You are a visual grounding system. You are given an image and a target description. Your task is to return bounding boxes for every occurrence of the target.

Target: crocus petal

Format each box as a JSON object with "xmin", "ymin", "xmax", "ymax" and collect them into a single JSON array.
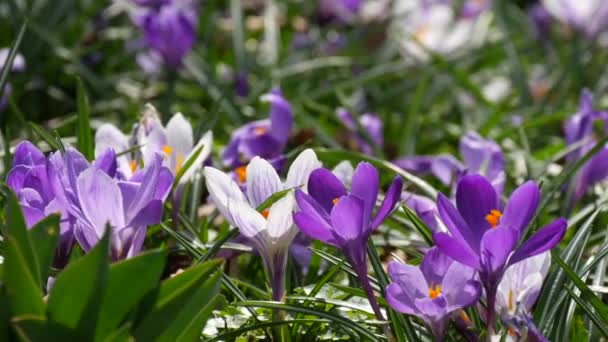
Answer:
[
  {"xmin": 370, "ymin": 176, "xmax": 402, "ymax": 230},
  {"xmin": 385, "ymin": 283, "xmax": 418, "ymax": 315},
  {"xmin": 179, "ymin": 130, "xmax": 212, "ymax": 184},
  {"xmin": 266, "ymin": 192, "xmax": 297, "ymax": 241},
  {"xmin": 441, "ymin": 262, "xmax": 481, "ymax": 311},
  {"xmin": 403, "ymin": 192, "xmax": 438, "ymax": 231},
  {"xmin": 350, "ymin": 162, "xmax": 379, "ymax": 226},
  {"xmin": 307, "ymin": 168, "xmax": 347, "ymax": 213},
  {"xmin": 293, "ymin": 190, "xmax": 337, "ymax": 245},
  {"xmin": 455, "ymin": 175, "xmax": 498, "ymax": 235},
  {"xmin": 166, "ymin": 112, "xmax": 194, "ymax": 171},
  {"xmin": 431, "ymin": 154, "xmax": 463, "ymax": 186},
  {"xmin": 509, "ymin": 218, "xmax": 567, "ymax": 266},
  {"xmin": 284, "ymin": 149, "xmax": 322, "ymax": 190},
  {"xmin": 76, "ymin": 167, "xmax": 125, "ymax": 234},
  {"xmin": 204, "ymin": 166, "xmax": 247, "ymax": 225},
  {"xmin": 436, "ymin": 193, "xmax": 478, "ymax": 251},
  {"xmin": 94, "ymin": 148, "xmax": 118, "ymax": 178},
  {"xmin": 332, "ymin": 160, "xmax": 354, "ymax": 184},
  {"xmin": 420, "ymin": 246, "xmax": 453, "ymax": 286},
  {"xmin": 12, "ymin": 141, "xmax": 45, "ymax": 167},
  {"xmin": 142, "ymin": 121, "xmax": 168, "ymax": 167},
  {"xmin": 388, "ymin": 261, "xmax": 428, "ymax": 298},
  {"xmin": 262, "ymin": 89, "xmax": 293, "ymax": 145},
  {"xmin": 414, "ymin": 296, "xmax": 448, "ymax": 322},
  {"xmin": 433, "ymin": 232, "xmax": 481, "ymax": 269},
  {"xmin": 329, "ymin": 195, "xmax": 365, "ymax": 242},
  {"xmin": 228, "ymin": 198, "xmax": 266, "ymax": 239},
  {"xmin": 246, "ymin": 156, "xmax": 282, "ymax": 208},
  {"xmin": 500, "ymin": 181, "xmax": 540, "ymax": 235},
  {"xmin": 479, "ymin": 226, "xmax": 518, "ymax": 275},
  {"xmin": 94, "ymin": 123, "xmax": 129, "ymax": 158},
  {"xmin": 125, "ymin": 154, "xmax": 161, "ymax": 223},
  {"xmin": 129, "ymin": 200, "xmax": 163, "ymax": 227}
]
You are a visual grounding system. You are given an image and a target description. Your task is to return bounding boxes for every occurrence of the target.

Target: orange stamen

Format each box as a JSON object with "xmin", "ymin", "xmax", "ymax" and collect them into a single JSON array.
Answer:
[
  {"xmin": 261, "ymin": 210, "xmax": 269, "ymax": 219},
  {"xmin": 253, "ymin": 126, "xmax": 267, "ymax": 135},
  {"xmin": 162, "ymin": 145, "xmax": 172, "ymax": 156},
  {"xmin": 485, "ymin": 209, "xmax": 502, "ymax": 228},
  {"xmin": 428, "ymin": 284, "xmax": 441, "ymax": 299},
  {"xmin": 235, "ymin": 166, "xmax": 247, "ymax": 184},
  {"xmin": 129, "ymin": 160, "xmax": 137, "ymax": 173},
  {"xmin": 332, "ymin": 197, "xmax": 339, "ymax": 205}
]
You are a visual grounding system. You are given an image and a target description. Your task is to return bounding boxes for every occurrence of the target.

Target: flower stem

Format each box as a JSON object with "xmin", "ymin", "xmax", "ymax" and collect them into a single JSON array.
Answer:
[
  {"xmin": 485, "ymin": 284, "xmax": 496, "ymax": 341},
  {"xmin": 356, "ymin": 265, "xmax": 393, "ymax": 339}
]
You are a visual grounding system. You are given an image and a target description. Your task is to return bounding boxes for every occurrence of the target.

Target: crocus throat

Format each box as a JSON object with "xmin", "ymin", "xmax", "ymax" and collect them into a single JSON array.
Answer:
[
  {"xmin": 428, "ymin": 284, "xmax": 441, "ymax": 299},
  {"xmin": 485, "ymin": 209, "xmax": 502, "ymax": 228},
  {"xmin": 332, "ymin": 197, "xmax": 339, "ymax": 205},
  {"xmin": 253, "ymin": 126, "xmax": 267, "ymax": 135},
  {"xmin": 175, "ymin": 153, "xmax": 184, "ymax": 173},
  {"xmin": 162, "ymin": 145, "xmax": 172, "ymax": 155},
  {"xmin": 235, "ymin": 166, "xmax": 246, "ymax": 184},
  {"xmin": 129, "ymin": 160, "xmax": 137, "ymax": 173}
]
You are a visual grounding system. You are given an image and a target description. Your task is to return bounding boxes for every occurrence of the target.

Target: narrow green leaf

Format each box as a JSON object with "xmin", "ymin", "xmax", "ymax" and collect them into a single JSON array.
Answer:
[
  {"xmin": 76, "ymin": 77, "xmax": 93, "ymax": 160},
  {"xmin": 205, "ymin": 319, "xmax": 329, "ymax": 342},
  {"xmin": 28, "ymin": 214, "xmax": 60, "ymax": 288},
  {"xmin": 564, "ymin": 287, "xmax": 608, "ymax": 337},
  {"xmin": 28, "ymin": 122, "xmax": 61, "ymax": 151},
  {"xmin": 0, "ymin": 19, "xmax": 27, "ymax": 101},
  {"xmin": 47, "ymin": 229, "xmax": 110, "ymax": 339},
  {"xmin": 95, "ymin": 250, "xmax": 167, "ymax": 341}
]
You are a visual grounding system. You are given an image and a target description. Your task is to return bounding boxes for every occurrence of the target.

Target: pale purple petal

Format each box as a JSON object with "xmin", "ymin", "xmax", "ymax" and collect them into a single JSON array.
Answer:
[
  {"xmin": 329, "ymin": 195, "xmax": 365, "ymax": 242},
  {"xmin": 433, "ymin": 232, "xmax": 481, "ymax": 269},
  {"xmin": 350, "ymin": 162, "xmax": 379, "ymax": 227},
  {"xmin": 509, "ymin": 218, "xmax": 567, "ymax": 266},
  {"xmin": 371, "ymin": 176, "xmax": 402, "ymax": 229},
  {"xmin": 500, "ymin": 181, "xmax": 540, "ymax": 235},
  {"xmin": 479, "ymin": 226, "xmax": 518, "ymax": 275},
  {"xmin": 307, "ymin": 168, "xmax": 347, "ymax": 213}
]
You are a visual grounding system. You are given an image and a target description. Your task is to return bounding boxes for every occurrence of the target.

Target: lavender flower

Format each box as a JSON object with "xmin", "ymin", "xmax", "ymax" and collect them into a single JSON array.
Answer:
[
  {"xmin": 223, "ymin": 89, "xmax": 293, "ymax": 181},
  {"xmin": 6, "ymin": 141, "xmax": 73, "ymax": 267},
  {"xmin": 134, "ymin": 0, "xmax": 198, "ymax": 69},
  {"xmin": 386, "ymin": 247, "xmax": 482, "ymax": 341},
  {"xmin": 432, "ymin": 175, "xmax": 567, "ymax": 332},
  {"xmin": 336, "ymin": 108, "xmax": 383, "ymax": 155},
  {"xmin": 542, "ymin": 0, "xmax": 608, "ymax": 37},
  {"xmin": 318, "ymin": 0, "xmax": 361, "ymax": 23},
  {"xmin": 495, "ymin": 252, "xmax": 551, "ymax": 341},
  {"xmin": 564, "ymin": 90, "xmax": 608, "ymax": 206},
  {"xmin": 293, "ymin": 162, "xmax": 402, "ymax": 321},
  {"xmin": 204, "ymin": 149, "xmax": 321, "ymax": 301},
  {"xmin": 68, "ymin": 153, "xmax": 172, "ymax": 261}
]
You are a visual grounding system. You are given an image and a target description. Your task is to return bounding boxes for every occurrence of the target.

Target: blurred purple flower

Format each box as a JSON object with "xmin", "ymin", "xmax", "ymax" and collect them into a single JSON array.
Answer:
[
  {"xmin": 432, "ymin": 175, "xmax": 566, "ymax": 331},
  {"xmin": 402, "ymin": 191, "xmax": 438, "ymax": 231},
  {"xmin": 223, "ymin": 89, "xmax": 293, "ymax": 181},
  {"xmin": 234, "ymin": 71, "xmax": 250, "ymax": 97},
  {"xmin": 336, "ymin": 108, "xmax": 383, "ymax": 155},
  {"xmin": 542, "ymin": 0, "xmax": 608, "ymax": 37},
  {"xmin": 528, "ymin": 4, "xmax": 553, "ymax": 39},
  {"xmin": 318, "ymin": 0, "xmax": 361, "ymax": 24},
  {"xmin": 6, "ymin": 141, "xmax": 74, "ymax": 267},
  {"xmin": 564, "ymin": 90, "xmax": 608, "ymax": 205},
  {"xmin": 0, "ymin": 48, "xmax": 26, "ymax": 111},
  {"xmin": 293, "ymin": 162, "xmax": 402, "ymax": 321},
  {"xmin": 135, "ymin": 0, "xmax": 197, "ymax": 69},
  {"xmin": 386, "ymin": 247, "xmax": 482, "ymax": 340}
]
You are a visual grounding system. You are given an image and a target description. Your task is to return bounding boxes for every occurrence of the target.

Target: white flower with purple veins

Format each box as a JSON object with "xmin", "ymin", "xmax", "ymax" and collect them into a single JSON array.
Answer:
[
  {"xmin": 542, "ymin": 0, "xmax": 608, "ymax": 37},
  {"xmin": 391, "ymin": 0, "xmax": 492, "ymax": 61},
  {"xmin": 495, "ymin": 252, "xmax": 551, "ymax": 341},
  {"xmin": 204, "ymin": 149, "xmax": 321, "ymax": 301}
]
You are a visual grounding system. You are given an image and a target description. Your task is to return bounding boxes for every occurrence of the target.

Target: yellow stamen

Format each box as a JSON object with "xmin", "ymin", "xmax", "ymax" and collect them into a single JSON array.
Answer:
[
  {"xmin": 175, "ymin": 153, "xmax": 184, "ymax": 173},
  {"xmin": 428, "ymin": 284, "xmax": 441, "ymax": 299},
  {"xmin": 253, "ymin": 126, "xmax": 267, "ymax": 135},
  {"xmin": 261, "ymin": 210, "xmax": 269, "ymax": 219},
  {"xmin": 485, "ymin": 209, "xmax": 502, "ymax": 228},
  {"xmin": 235, "ymin": 166, "xmax": 247, "ymax": 184},
  {"xmin": 508, "ymin": 289, "xmax": 513, "ymax": 311},
  {"xmin": 413, "ymin": 25, "xmax": 430, "ymax": 43},
  {"xmin": 332, "ymin": 197, "xmax": 339, "ymax": 205},
  {"xmin": 162, "ymin": 145, "xmax": 172, "ymax": 156},
  {"xmin": 129, "ymin": 160, "xmax": 137, "ymax": 173},
  {"xmin": 458, "ymin": 310, "xmax": 471, "ymax": 325}
]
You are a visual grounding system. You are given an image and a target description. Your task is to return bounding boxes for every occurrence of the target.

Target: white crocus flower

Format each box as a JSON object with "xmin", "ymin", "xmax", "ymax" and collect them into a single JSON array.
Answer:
[
  {"xmin": 204, "ymin": 149, "xmax": 321, "ymax": 300},
  {"xmin": 391, "ymin": 0, "xmax": 491, "ymax": 61},
  {"xmin": 144, "ymin": 112, "xmax": 213, "ymax": 184},
  {"xmin": 542, "ymin": 0, "xmax": 608, "ymax": 36},
  {"xmin": 495, "ymin": 252, "xmax": 551, "ymax": 339},
  {"xmin": 95, "ymin": 123, "xmax": 135, "ymax": 178}
]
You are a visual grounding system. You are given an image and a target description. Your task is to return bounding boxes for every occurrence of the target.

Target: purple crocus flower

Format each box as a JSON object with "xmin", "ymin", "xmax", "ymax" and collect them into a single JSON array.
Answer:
[
  {"xmin": 386, "ymin": 247, "xmax": 482, "ymax": 341},
  {"xmin": 65, "ymin": 152, "xmax": 172, "ymax": 261},
  {"xmin": 542, "ymin": 0, "xmax": 608, "ymax": 37},
  {"xmin": 402, "ymin": 191, "xmax": 438, "ymax": 231},
  {"xmin": 135, "ymin": 0, "xmax": 197, "ymax": 69},
  {"xmin": 293, "ymin": 162, "xmax": 402, "ymax": 321},
  {"xmin": 222, "ymin": 89, "xmax": 293, "ymax": 181},
  {"xmin": 528, "ymin": 4, "xmax": 553, "ymax": 40},
  {"xmin": 6, "ymin": 141, "xmax": 74, "ymax": 267},
  {"xmin": 432, "ymin": 175, "xmax": 567, "ymax": 332},
  {"xmin": 336, "ymin": 109, "xmax": 383, "ymax": 155},
  {"xmin": 563, "ymin": 90, "xmax": 608, "ymax": 206}
]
